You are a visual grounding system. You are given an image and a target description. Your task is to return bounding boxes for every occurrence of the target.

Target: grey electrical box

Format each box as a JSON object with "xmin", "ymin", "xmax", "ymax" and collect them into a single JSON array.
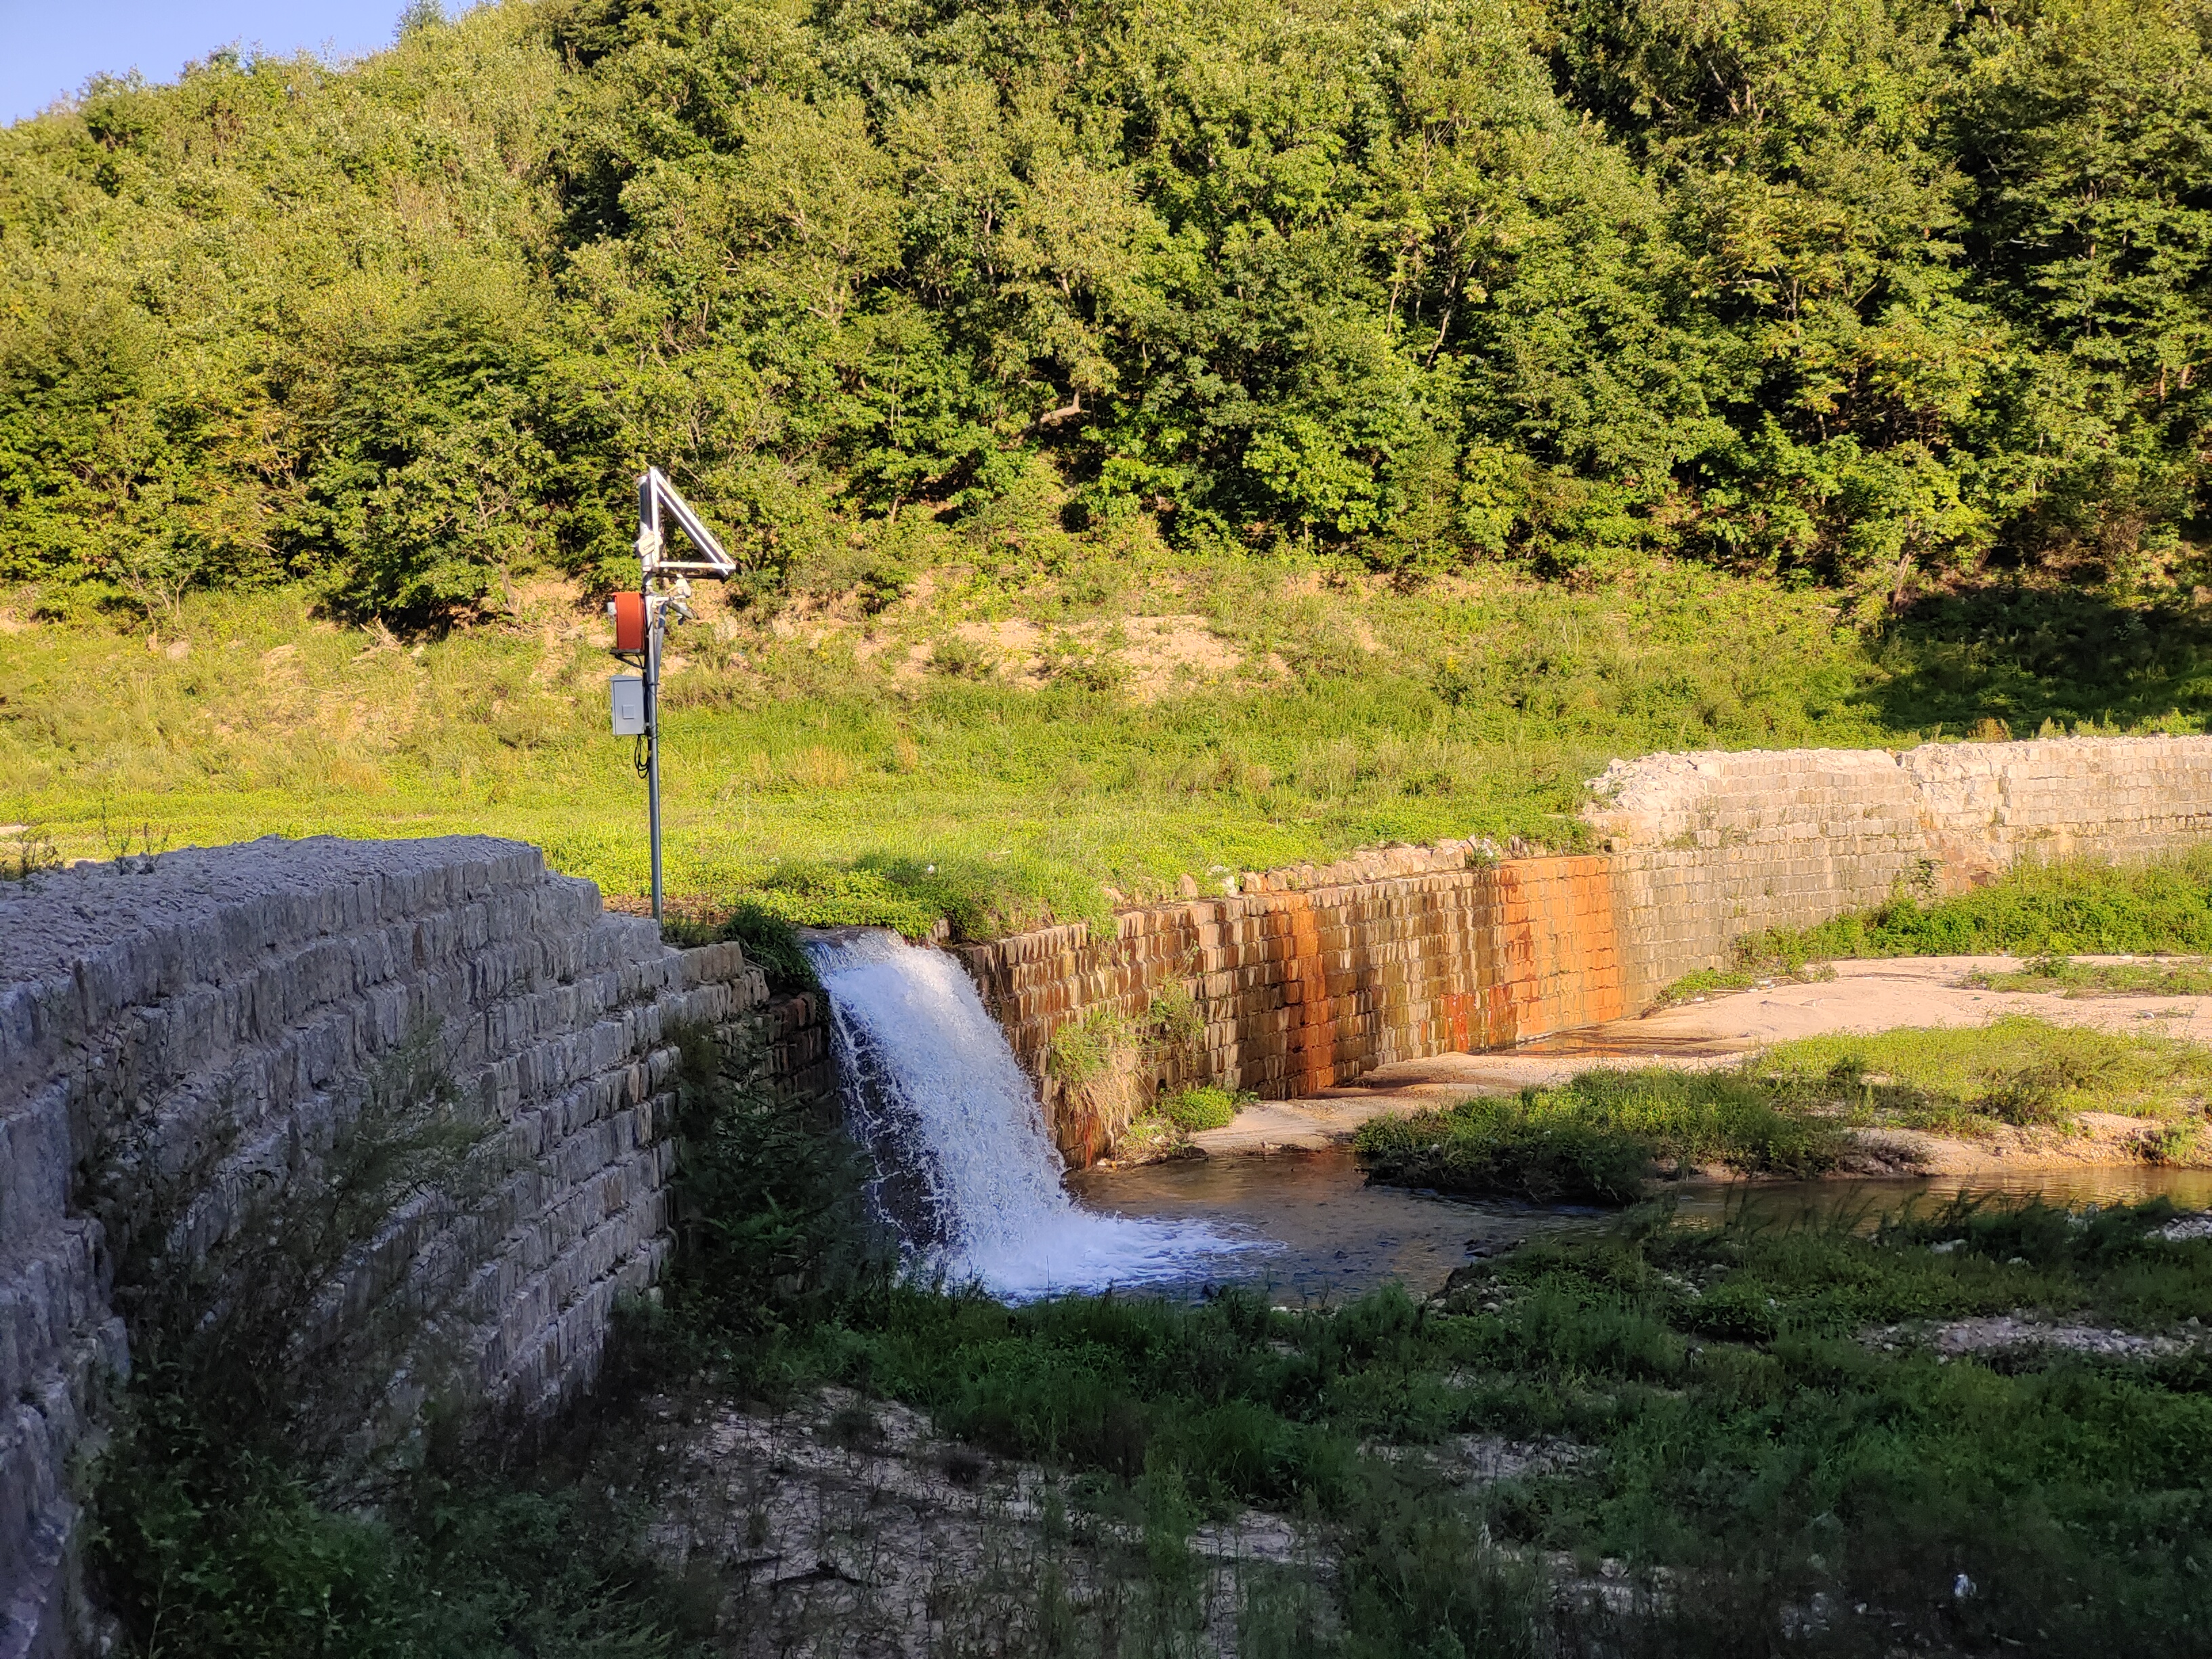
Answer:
[{"xmin": 609, "ymin": 674, "xmax": 647, "ymax": 736}]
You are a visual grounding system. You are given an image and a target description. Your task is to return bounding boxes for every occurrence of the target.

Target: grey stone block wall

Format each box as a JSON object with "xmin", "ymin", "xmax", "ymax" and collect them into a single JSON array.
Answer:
[
  {"xmin": 1589, "ymin": 736, "xmax": 2212, "ymax": 1004},
  {"xmin": 0, "ymin": 837, "xmax": 766, "ymax": 1659}
]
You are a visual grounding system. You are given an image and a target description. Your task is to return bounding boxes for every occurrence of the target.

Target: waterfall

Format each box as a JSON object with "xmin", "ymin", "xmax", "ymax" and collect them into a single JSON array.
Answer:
[{"xmin": 804, "ymin": 928, "xmax": 1254, "ymax": 1299}]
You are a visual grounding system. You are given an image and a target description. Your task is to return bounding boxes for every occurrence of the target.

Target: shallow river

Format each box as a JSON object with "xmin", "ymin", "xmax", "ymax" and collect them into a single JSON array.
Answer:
[{"xmin": 1065, "ymin": 1150, "xmax": 2212, "ymax": 1303}]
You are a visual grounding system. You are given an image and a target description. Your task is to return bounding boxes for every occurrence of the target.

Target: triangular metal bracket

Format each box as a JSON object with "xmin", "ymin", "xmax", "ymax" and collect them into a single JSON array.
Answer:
[{"xmin": 636, "ymin": 466, "xmax": 736, "ymax": 578}]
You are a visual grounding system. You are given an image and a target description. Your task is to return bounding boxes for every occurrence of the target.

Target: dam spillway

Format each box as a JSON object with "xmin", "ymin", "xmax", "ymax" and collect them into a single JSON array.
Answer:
[
  {"xmin": 11, "ymin": 732, "xmax": 2212, "ymax": 1651},
  {"xmin": 804, "ymin": 928, "xmax": 1248, "ymax": 1298}
]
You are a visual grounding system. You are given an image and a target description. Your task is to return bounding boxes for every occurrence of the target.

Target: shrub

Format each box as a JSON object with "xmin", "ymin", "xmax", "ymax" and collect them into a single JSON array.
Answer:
[{"xmin": 1159, "ymin": 1085, "xmax": 1244, "ymax": 1133}]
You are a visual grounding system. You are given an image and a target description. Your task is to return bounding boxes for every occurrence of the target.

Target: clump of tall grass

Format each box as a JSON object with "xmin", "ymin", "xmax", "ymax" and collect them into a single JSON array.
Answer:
[
  {"xmin": 1355, "ymin": 1070, "xmax": 1845, "ymax": 1204},
  {"xmin": 1113, "ymin": 1084, "xmax": 1251, "ymax": 1160},
  {"xmin": 1753, "ymin": 1014, "xmax": 2212, "ymax": 1130},
  {"xmin": 1158, "ymin": 1084, "xmax": 1244, "ymax": 1133},
  {"xmin": 1746, "ymin": 847, "xmax": 2212, "ymax": 962}
]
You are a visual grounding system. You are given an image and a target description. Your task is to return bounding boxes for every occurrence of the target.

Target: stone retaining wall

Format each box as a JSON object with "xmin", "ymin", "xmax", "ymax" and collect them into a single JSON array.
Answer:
[
  {"xmin": 758, "ymin": 991, "xmax": 838, "ymax": 1114},
  {"xmin": 1589, "ymin": 736, "xmax": 2212, "ymax": 1007},
  {"xmin": 966, "ymin": 736, "xmax": 2212, "ymax": 1164},
  {"xmin": 0, "ymin": 838, "xmax": 770, "ymax": 1659},
  {"xmin": 958, "ymin": 851, "xmax": 1625, "ymax": 1165}
]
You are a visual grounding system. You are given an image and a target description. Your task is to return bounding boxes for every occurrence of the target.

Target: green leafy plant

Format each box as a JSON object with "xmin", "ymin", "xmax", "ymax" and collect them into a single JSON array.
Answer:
[
  {"xmin": 1158, "ymin": 1085, "xmax": 1244, "ymax": 1134},
  {"xmin": 1047, "ymin": 1007, "xmax": 1137, "ymax": 1089}
]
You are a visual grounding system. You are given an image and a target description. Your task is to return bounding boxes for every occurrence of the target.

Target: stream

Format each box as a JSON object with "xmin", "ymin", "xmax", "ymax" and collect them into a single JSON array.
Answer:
[{"xmin": 1067, "ymin": 1148, "xmax": 2212, "ymax": 1303}]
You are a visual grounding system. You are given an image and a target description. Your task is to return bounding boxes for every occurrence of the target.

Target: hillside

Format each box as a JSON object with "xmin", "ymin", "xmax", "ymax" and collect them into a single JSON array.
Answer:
[
  {"xmin": 4, "ymin": 0, "xmax": 2210, "ymax": 619},
  {"xmin": 6, "ymin": 0, "xmax": 2212, "ymax": 930},
  {"xmin": 8, "ymin": 553, "xmax": 2211, "ymax": 933}
]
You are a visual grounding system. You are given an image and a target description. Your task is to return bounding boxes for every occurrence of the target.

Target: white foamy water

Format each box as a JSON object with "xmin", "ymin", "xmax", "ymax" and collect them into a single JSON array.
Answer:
[{"xmin": 804, "ymin": 928, "xmax": 1258, "ymax": 1299}]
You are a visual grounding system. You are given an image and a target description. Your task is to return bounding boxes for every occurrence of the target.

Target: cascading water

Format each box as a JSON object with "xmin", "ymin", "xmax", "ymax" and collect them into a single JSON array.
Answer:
[{"xmin": 805, "ymin": 928, "xmax": 1256, "ymax": 1299}]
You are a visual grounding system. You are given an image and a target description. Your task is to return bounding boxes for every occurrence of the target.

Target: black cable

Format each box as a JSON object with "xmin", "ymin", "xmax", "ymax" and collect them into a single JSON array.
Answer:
[{"xmin": 633, "ymin": 731, "xmax": 650, "ymax": 779}]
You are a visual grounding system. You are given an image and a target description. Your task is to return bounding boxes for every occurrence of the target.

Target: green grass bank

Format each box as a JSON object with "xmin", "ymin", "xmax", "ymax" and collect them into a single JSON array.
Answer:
[
  {"xmin": 12, "ymin": 558, "xmax": 2212, "ymax": 937},
  {"xmin": 1356, "ymin": 1017, "xmax": 2212, "ymax": 1205}
]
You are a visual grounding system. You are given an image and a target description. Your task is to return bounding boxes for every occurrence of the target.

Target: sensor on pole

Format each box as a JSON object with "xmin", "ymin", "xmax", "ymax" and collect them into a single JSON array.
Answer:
[{"xmin": 607, "ymin": 469, "xmax": 735, "ymax": 921}]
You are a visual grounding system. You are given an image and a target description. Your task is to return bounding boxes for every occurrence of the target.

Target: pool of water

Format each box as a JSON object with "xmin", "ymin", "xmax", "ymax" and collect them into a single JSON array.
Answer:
[
  {"xmin": 1064, "ymin": 1150, "xmax": 1601, "ymax": 1302},
  {"xmin": 1065, "ymin": 1150, "xmax": 2212, "ymax": 1302}
]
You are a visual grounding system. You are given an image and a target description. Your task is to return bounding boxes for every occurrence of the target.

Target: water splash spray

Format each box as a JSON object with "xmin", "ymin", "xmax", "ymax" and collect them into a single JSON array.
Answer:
[{"xmin": 804, "ymin": 928, "xmax": 1254, "ymax": 1299}]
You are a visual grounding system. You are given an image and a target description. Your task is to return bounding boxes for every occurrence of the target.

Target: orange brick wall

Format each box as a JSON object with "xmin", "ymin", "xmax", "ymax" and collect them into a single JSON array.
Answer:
[{"xmin": 958, "ymin": 851, "xmax": 1625, "ymax": 1166}]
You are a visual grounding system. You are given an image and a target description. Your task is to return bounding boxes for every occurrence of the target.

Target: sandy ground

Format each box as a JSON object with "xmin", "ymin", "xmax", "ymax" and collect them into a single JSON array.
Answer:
[{"xmin": 1189, "ymin": 956, "xmax": 2212, "ymax": 1171}]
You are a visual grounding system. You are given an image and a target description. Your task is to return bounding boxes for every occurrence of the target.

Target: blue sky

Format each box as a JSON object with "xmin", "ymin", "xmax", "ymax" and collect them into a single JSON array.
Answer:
[{"xmin": 1, "ymin": 0, "xmax": 413, "ymax": 126}]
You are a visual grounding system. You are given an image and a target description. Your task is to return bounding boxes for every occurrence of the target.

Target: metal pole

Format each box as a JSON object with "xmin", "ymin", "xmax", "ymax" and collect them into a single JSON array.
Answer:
[{"xmin": 645, "ymin": 593, "xmax": 664, "ymax": 922}]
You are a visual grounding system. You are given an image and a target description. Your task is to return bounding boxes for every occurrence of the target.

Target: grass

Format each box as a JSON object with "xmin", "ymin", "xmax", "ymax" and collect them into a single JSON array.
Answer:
[
  {"xmin": 13, "ymin": 555, "xmax": 2212, "ymax": 939},
  {"xmin": 1748, "ymin": 846, "xmax": 2212, "ymax": 964},
  {"xmin": 1651, "ymin": 961, "xmax": 1837, "ymax": 1006},
  {"xmin": 1752, "ymin": 1015, "xmax": 2212, "ymax": 1132},
  {"xmin": 1967, "ymin": 953, "xmax": 2212, "ymax": 998},
  {"xmin": 1158, "ymin": 1084, "xmax": 1245, "ymax": 1134},
  {"xmin": 0, "ymin": 555, "xmax": 1969, "ymax": 939},
  {"xmin": 1357, "ymin": 1017, "xmax": 2212, "ymax": 1204},
  {"xmin": 1353, "ymin": 1071, "xmax": 1849, "ymax": 1204},
  {"xmin": 1437, "ymin": 1195, "xmax": 2212, "ymax": 1652},
  {"xmin": 794, "ymin": 1193, "xmax": 2212, "ymax": 1654}
]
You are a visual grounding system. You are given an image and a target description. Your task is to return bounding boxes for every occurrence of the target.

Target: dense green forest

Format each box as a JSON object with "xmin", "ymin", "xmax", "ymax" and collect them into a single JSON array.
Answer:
[{"xmin": 3, "ymin": 0, "xmax": 2209, "ymax": 625}]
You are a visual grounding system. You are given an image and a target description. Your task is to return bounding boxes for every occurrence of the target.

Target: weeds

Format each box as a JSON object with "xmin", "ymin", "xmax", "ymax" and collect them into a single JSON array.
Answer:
[
  {"xmin": 1111, "ymin": 1085, "xmax": 1253, "ymax": 1162},
  {"xmin": 1967, "ymin": 953, "xmax": 2212, "ymax": 998},
  {"xmin": 1359, "ymin": 1018, "xmax": 2212, "ymax": 1204},
  {"xmin": 657, "ymin": 1028, "xmax": 889, "ymax": 1348},
  {"xmin": 1753, "ymin": 1015, "xmax": 2212, "ymax": 1133},
  {"xmin": 1434, "ymin": 1198, "xmax": 2212, "ymax": 1654},
  {"xmin": 1652, "ymin": 960, "xmax": 1836, "ymax": 1006},
  {"xmin": 1746, "ymin": 847, "xmax": 2212, "ymax": 963},
  {"xmin": 1355, "ymin": 1071, "xmax": 1847, "ymax": 1204},
  {"xmin": 776, "ymin": 1197, "xmax": 2212, "ymax": 1655},
  {"xmin": 3, "ymin": 822, "xmax": 59, "ymax": 882},
  {"xmin": 1043, "ymin": 1008, "xmax": 1132, "ymax": 1090},
  {"xmin": 661, "ymin": 901, "xmax": 819, "ymax": 990},
  {"xmin": 1158, "ymin": 1086, "xmax": 1245, "ymax": 1134}
]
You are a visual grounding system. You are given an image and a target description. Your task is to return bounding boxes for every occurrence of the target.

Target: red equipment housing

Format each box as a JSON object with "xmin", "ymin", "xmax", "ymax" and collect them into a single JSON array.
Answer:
[{"xmin": 611, "ymin": 591, "xmax": 647, "ymax": 652}]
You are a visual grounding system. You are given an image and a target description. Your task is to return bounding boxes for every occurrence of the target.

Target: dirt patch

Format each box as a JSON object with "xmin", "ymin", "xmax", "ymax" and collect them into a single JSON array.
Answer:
[
  {"xmin": 831, "ymin": 607, "xmax": 1277, "ymax": 701},
  {"xmin": 1118, "ymin": 614, "xmax": 1250, "ymax": 699}
]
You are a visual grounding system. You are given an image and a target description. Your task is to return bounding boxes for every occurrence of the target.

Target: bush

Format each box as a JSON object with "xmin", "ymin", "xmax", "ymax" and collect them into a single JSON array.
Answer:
[{"xmin": 1159, "ymin": 1085, "xmax": 1244, "ymax": 1133}]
